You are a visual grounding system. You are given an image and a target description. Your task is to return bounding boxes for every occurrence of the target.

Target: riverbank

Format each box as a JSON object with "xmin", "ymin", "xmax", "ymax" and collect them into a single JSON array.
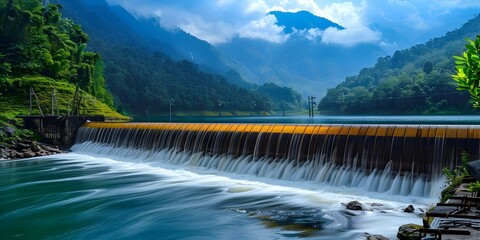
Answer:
[
  {"xmin": 1, "ymin": 140, "xmax": 66, "ymax": 160},
  {"xmin": 0, "ymin": 120, "xmax": 66, "ymax": 160}
]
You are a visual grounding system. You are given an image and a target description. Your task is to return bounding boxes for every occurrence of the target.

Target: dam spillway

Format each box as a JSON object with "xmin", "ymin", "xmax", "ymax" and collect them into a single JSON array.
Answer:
[{"xmin": 73, "ymin": 123, "xmax": 480, "ymax": 197}]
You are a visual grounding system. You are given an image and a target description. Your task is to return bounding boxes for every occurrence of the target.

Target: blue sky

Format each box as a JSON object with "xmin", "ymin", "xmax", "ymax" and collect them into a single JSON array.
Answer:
[{"xmin": 107, "ymin": 0, "xmax": 480, "ymax": 49}]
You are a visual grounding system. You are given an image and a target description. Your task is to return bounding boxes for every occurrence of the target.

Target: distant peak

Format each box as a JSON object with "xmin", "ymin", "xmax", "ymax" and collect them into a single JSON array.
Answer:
[{"xmin": 268, "ymin": 10, "xmax": 344, "ymax": 34}]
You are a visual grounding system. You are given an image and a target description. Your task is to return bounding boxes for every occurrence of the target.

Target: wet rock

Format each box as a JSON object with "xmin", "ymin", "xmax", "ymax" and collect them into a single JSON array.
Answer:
[
  {"xmin": 23, "ymin": 150, "xmax": 36, "ymax": 158},
  {"xmin": 346, "ymin": 201, "xmax": 363, "ymax": 210},
  {"xmin": 366, "ymin": 234, "xmax": 390, "ymax": 240},
  {"xmin": 1, "ymin": 148, "xmax": 9, "ymax": 159},
  {"xmin": 37, "ymin": 150, "xmax": 48, "ymax": 157},
  {"xmin": 14, "ymin": 142, "xmax": 30, "ymax": 150},
  {"xmin": 14, "ymin": 151, "xmax": 24, "ymax": 158},
  {"xmin": 371, "ymin": 203, "xmax": 383, "ymax": 207},
  {"xmin": 32, "ymin": 142, "xmax": 43, "ymax": 152},
  {"xmin": 41, "ymin": 143, "xmax": 62, "ymax": 153},
  {"xmin": 403, "ymin": 205, "xmax": 414, "ymax": 213},
  {"xmin": 4, "ymin": 126, "xmax": 15, "ymax": 136},
  {"xmin": 468, "ymin": 160, "xmax": 480, "ymax": 181},
  {"xmin": 397, "ymin": 223, "xmax": 421, "ymax": 240}
]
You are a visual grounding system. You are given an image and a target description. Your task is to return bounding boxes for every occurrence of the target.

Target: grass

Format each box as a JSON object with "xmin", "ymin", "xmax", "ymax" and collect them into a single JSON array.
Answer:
[{"xmin": 0, "ymin": 76, "xmax": 128, "ymax": 120}]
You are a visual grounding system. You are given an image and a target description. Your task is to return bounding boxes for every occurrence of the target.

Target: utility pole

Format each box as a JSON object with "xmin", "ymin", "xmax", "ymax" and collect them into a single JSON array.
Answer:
[
  {"xmin": 168, "ymin": 98, "xmax": 174, "ymax": 122},
  {"xmin": 218, "ymin": 100, "xmax": 225, "ymax": 116},
  {"xmin": 308, "ymin": 96, "xmax": 316, "ymax": 117}
]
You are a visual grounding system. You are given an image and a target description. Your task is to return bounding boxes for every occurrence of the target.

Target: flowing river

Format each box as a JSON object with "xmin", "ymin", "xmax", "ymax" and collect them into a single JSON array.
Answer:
[{"xmin": 3, "ymin": 115, "xmax": 478, "ymax": 239}]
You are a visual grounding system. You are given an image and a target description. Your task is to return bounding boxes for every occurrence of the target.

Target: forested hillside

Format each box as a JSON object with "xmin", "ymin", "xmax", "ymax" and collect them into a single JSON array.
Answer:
[
  {"xmin": 102, "ymin": 47, "xmax": 302, "ymax": 115},
  {"xmin": 56, "ymin": 0, "xmax": 302, "ymax": 115},
  {"xmin": 0, "ymin": 0, "xmax": 124, "ymax": 118},
  {"xmin": 318, "ymin": 14, "xmax": 480, "ymax": 114}
]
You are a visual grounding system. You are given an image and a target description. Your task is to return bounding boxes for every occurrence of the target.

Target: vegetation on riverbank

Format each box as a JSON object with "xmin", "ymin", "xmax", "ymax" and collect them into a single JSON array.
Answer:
[{"xmin": 0, "ymin": 0, "xmax": 125, "ymax": 120}]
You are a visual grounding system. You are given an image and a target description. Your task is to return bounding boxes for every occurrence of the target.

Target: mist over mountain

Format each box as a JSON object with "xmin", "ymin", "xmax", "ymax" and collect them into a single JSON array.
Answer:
[
  {"xmin": 56, "ymin": 0, "xmax": 389, "ymax": 97},
  {"xmin": 217, "ymin": 11, "xmax": 386, "ymax": 96},
  {"xmin": 57, "ymin": 0, "xmax": 471, "ymax": 98},
  {"xmin": 55, "ymin": 0, "xmax": 232, "ymax": 75}
]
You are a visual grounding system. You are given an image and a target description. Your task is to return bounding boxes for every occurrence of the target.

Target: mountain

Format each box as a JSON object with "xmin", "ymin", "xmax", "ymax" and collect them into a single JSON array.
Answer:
[
  {"xmin": 217, "ymin": 10, "xmax": 386, "ymax": 96},
  {"xmin": 57, "ymin": 1, "xmax": 388, "ymax": 97},
  {"xmin": 54, "ymin": 0, "xmax": 302, "ymax": 115},
  {"xmin": 269, "ymin": 10, "xmax": 344, "ymax": 33},
  {"xmin": 318, "ymin": 14, "xmax": 480, "ymax": 114},
  {"xmin": 55, "ymin": 0, "xmax": 232, "ymax": 75}
]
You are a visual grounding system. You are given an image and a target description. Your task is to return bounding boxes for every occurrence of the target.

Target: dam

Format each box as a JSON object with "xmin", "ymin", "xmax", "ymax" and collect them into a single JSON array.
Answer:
[{"xmin": 73, "ymin": 122, "xmax": 480, "ymax": 197}]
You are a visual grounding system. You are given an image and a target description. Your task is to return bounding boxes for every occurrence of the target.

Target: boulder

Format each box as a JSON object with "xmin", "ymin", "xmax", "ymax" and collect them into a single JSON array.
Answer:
[
  {"xmin": 403, "ymin": 205, "xmax": 415, "ymax": 213},
  {"xmin": 14, "ymin": 151, "xmax": 24, "ymax": 158},
  {"xmin": 41, "ymin": 144, "xmax": 62, "ymax": 153},
  {"xmin": 23, "ymin": 150, "xmax": 36, "ymax": 158},
  {"xmin": 371, "ymin": 203, "xmax": 383, "ymax": 207},
  {"xmin": 4, "ymin": 126, "xmax": 15, "ymax": 136},
  {"xmin": 32, "ymin": 142, "xmax": 43, "ymax": 152},
  {"xmin": 346, "ymin": 201, "xmax": 363, "ymax": 210},
  {"xmin": 14, "ymin": 142, "xmax": 30, "ymax": 150},
  {"xmin": 37, "ymin": 150, "xmax": 48, "ymax": 156},
  {"xmin": 467, "ymin": 160, "xmax": 480, "ymax": 181},
  {"xmin": 1, "ymin": 148, "xmax": 9, "ymax": 159},
  {"xmin": 397, "ymin": 223, "xmax": 421, "ymax": 240},
  {"xmin": 366, "ymin": 234, "xmax": 389, "ymax": 240}
]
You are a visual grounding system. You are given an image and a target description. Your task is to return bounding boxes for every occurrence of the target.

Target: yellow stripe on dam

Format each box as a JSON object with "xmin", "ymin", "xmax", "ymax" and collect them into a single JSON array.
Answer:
[{"xmin": 82, "ymin": 122, "xmax": 480, "ymax": 139}]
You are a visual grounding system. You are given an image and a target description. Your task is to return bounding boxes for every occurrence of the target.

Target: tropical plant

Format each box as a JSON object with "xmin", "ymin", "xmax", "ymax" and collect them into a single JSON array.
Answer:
[{"xmin": 452, "ymin": 35, "xmax": 480, "ymax": 108}]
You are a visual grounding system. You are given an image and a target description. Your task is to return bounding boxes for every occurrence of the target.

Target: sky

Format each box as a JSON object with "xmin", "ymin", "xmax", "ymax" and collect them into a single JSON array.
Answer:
[{"xmin": 107, "ymin": 0, "xmax": 480, "ymax": 49}]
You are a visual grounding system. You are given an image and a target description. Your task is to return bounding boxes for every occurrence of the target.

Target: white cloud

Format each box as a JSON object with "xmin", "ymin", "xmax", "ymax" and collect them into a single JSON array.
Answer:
[
  {"xmin": 321, "ymin": 26, "xmax": 382, "ymax": 47},
  {"xmin": 305, "ymin": 28, "xmax": 323, "ymax": 41},
  {"xmin": 106, "ymin": 0, "xmax": 480, "ymax": 47},
  {"xmin": 239, "ymin": 15, "xmax": 289, "ymax": 43}
]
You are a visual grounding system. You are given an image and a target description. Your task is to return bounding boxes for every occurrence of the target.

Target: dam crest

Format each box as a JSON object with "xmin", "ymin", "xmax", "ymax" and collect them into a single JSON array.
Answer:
[{"xmin": 73, "ymin": 123, "xmax": 480, "ymax": 198}]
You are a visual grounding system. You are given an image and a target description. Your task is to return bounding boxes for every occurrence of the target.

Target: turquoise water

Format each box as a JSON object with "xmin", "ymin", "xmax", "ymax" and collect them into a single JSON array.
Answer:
[
  {"xmin": 1, "ymin": 153, "xmax": 432, "ymax": 239},
  {"xmin": 134, "ymin": 114, "xmax": 480, "ymax": 125},
  {"xmin": 3, "ymin": 115, "xmax": 467, "ymax": 239}
]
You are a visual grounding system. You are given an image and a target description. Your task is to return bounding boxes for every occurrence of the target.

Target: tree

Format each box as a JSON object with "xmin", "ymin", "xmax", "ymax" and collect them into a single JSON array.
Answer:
[
  {"xmin": 452, "ymin": 36, "xmax": 480, "ymax": 108},
  {"xmin": 423, "ymin": 61, "xmax": 433, "ymax": 74}
]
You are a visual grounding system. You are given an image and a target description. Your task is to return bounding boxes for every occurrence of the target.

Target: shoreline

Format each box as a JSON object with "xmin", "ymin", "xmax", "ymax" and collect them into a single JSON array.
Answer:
[{"xmin": 0, "ymin": 140, "xmax": 67, "ymax": 160}]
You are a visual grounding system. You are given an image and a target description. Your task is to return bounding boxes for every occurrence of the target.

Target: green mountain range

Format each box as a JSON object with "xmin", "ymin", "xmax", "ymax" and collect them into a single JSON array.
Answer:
[{"xmin": 318, "ymin": 14, "xmax": 480, "ymax": 114}]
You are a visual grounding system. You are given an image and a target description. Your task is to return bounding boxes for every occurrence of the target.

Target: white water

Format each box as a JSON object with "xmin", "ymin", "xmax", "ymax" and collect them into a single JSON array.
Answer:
[
  {"xmin": 64, "ymin": 150, "xmax": 437, "ymax": 239},
  {"xmin": 72, "ymin": 141, "xmax": 444, "ymax": 199}
]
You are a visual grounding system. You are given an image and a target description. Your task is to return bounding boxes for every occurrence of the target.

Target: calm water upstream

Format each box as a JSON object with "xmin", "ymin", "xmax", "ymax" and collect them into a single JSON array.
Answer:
[{"xmin": 3, "ymin": 115, "xmax": 474, "ymax": 239}]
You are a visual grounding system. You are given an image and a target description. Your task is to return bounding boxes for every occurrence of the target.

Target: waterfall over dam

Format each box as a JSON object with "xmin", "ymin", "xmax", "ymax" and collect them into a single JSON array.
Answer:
[{"xmin": 73, "ymin": 122, "xmax": 480, "ymax": 198}]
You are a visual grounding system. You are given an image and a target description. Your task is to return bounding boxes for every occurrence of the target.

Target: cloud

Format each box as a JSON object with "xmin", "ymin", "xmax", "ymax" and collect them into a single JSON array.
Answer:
[
  {"xmin": 321, "ymin": 26, "xmax": 382, "ymax": 47},
  {"xmin": 107, "ymin": 0, "xmax": 287, "ymax": 44},
  {"xmin": 239, "ymin": 15, "xmax": 289, "ymax": 43},
  {"xmin": 106, "ymin": 0, "xmax": 480, "ymax": 47}
]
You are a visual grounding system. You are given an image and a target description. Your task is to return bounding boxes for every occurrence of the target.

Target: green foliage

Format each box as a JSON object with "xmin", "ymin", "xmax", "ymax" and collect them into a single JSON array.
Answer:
[
  {"xmin": 319, "ymin": 15, "xmax": 480, "ymax": 114},
  {"xmin": 0, "ymin": 113, "xmax": 33, "ymax": 147},
  {"xmin": 99, "ymin": 46, "xmax": 301, "ymax": 115},
  {"xmin": 0, "ymin": 76, "xmax": 126, "ymax": 119},
  {"xmin": 0, "ymin": 0, "xmax": 116, "ymax": 113},
  {"xmin": 467, "ymin": 181, "xmax": 480, "ymax": 194},
  {"xmin": 441, "ymin": 151, "xmax": 471, "ymax": 202},
  {"xmin": 452, "ymin": 35, "xmax": 480, "ymax": 108}
]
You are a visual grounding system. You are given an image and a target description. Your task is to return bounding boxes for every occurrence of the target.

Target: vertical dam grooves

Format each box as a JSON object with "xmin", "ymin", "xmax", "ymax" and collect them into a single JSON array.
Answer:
[{"xmin": 73, "ymin": 123, "xmax": 480, "ymax": 197}]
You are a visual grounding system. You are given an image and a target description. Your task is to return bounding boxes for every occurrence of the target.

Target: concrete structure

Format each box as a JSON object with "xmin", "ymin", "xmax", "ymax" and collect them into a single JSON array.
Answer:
[{"xmin": 18, "ymin": 115, "xmax": 105, "ymax": 149}]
